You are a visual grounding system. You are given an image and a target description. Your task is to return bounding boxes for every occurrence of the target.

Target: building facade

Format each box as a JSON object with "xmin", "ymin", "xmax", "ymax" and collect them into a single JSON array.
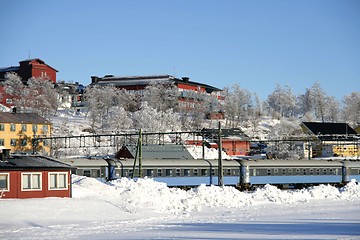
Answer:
[
  {"xmin": 0, "ymin": 150, "xmax": 72, "ymax": 199},
  {"xmin": 90, "ymin": 75, "xmax": 224, "ymax": 118},
  {"xmin": 0, "ymin": 112, "xmax": 52, "ymax": 154}
]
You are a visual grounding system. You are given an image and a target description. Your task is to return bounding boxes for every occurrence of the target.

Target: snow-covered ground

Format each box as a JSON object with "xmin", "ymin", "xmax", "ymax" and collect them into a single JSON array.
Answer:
[{"xmin": 1, "ymin": 176, "xmax": 359, "ymax": 239}]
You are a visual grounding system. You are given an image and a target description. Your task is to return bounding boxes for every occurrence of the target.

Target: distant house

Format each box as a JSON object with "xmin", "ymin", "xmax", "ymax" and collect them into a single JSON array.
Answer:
[
  {"xmin": 55, "ymin": 81, "xmax": 85, "ymax": 112},
  {"xmin": 185, "ymin": 128, "xmax": 250, "ymax": 157},
  {"xmin": 90, "ymin": 75, "xmax": 224, "ymax": 119},
  {"xmin": 300, "ymin": 122, "xmax": 359, "ymax": 157},
  {"xmin": 0, "ymin": 112, "xmax": 52, "ymax": 154},
  {"xmin": 0, "ymin": 58, "xmax": 58, "ymax": 108},
  {"xmin": 0, "ymin": 149, "xmax": 72, "ymax": 199}
]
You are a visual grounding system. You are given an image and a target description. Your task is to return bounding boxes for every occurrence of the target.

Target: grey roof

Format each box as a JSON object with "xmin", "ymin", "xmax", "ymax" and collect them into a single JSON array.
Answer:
[
  {"xmin": 0, "ymin": 155, "xmax": 71, "ymax": 170},
  {"xmin": 0, "ymin": 66, "xmax": 20, "ymax": 72},
  {"xmin": 0, "ymin": 113, "xmax": 51, "ymax": 124},
  {"xmin": 118, "ymin": 144, "xmax": 194, "ymax": 160},
  {"xmin": 92, "ymin": 75, "xmax": 222, "ymax": 93}
]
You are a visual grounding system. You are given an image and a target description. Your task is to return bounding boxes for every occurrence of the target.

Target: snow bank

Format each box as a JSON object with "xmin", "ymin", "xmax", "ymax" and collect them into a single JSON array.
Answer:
[{"xmin": 72, "ymin": 176, "xmax": 360, "ymax": 215}]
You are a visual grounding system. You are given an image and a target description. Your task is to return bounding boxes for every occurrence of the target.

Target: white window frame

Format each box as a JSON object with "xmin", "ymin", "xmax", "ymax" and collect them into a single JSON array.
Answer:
[
  {"xmin": 21, "ymin": 172, "xmax": 42, "ymax": 191},
  {"xmin": 48, "ymin": 172, "xmax": 68, "ymax": 190},
  {"xmin": 0, "ymin": 173, "xmax": 10, "ymax": 192}
]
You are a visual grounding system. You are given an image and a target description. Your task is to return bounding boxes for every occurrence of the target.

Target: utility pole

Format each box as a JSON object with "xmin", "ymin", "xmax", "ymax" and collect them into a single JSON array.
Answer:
[
  {"xmin": 218, "ymin": 122, "xmax": 224, "ymax": 187},
  {"xmin": 138, "ymin": 128, "xmax": 143, "ymax": 178}
]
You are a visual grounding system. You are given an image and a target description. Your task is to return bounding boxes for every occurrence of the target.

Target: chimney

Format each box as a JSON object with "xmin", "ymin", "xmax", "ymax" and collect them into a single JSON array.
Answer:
[
  {"xmin": 0, "ymin": 148, "xmax": 10, "ymax": 162},
  {"xmin": 91, "ymin": 76, "xmax": 99, "ymax": 84},
  {"xmin": 182, "ymin": 77, "xmax": 189, "ymax": 82}
]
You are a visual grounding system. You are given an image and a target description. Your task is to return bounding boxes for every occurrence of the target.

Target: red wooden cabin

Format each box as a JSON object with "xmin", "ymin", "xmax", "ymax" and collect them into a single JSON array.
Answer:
[{"xmin": 0, "ymin": 149, "xmax": 72, "ymax": 199}]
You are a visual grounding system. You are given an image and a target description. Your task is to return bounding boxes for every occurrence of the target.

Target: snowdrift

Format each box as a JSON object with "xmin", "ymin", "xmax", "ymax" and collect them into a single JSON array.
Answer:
[{"xmin": 72, "ymin": 175, "xmax": 360, "ymax": 214}]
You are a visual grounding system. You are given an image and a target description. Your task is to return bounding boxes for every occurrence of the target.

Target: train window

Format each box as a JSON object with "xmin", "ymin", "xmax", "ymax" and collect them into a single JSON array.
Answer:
[
  {"xmin": 329, "ymin": 169, "xmax": 333, "ymax": 175},
  {"xmin": 175, "ymin": 169, "xmax": 181, "ymax": 176},
  {"xmin": 201, "ymin": 169, "xmax": 208, "ymax": 176},
  {"xmin": 157, "ymin": 169, "xmax": 162, "ymax": 177},
  {"xmin": 288, "ymin": 169, "xmax": 293, "ymax": 175},
  {"xmin": 165, "ymin": 169, "xmax": 172, "ymax": 176},
  {"xmin": 184, "ymin": 169, "xmax": 190, "ymax": 176},
  {"xmin": 316, "ymin": 169, "xmax": 320, "ymax": 175},
  {"xmin": 281, "ymin": 169, "xmax": 286, "ymax": 175},
  {"xmin": 323, "ymin": 169, "xmax": 327, "ymax": 174},
  {"xmin": 226, "ymin": 169, "xmax": 231, "ymax": 176},
  {"xmin": 146, "ymin": 169, "xmax": 153, "ymax": 177},
  {"xmin": 211, "ymin": 169, "xmax": 216, "ymax": 176},
  {"xmin": 267, "ymin": 169, "xmax": 271, "ymax": 175},
  {"xmin": 309, "ymin": 169, "xmax": 314, "ymax": 175},
  {"xmin": 115, "ymin": 169, "xmax": 121, "ymax": 177},
  {"xmin": 193, "ymin": 169, "xmax": 198, "ymax": 176},
  {"xmin": 274, "ymin": 169, "xmax": 278, "ymax": 175},
  {"xmin": 83, "ymin": 170, "xmax": 91, "ymax": 177},
  {"xmin": 92, "ymin": 169, "xmax": 100, "ymax": 178},
  {"xmin": 295, "ymin": 169, "xmax": 300, "ymax": 175},
  {"xmin": 128, "ymin": 170, "xmax": 133, "ymax": 177}
]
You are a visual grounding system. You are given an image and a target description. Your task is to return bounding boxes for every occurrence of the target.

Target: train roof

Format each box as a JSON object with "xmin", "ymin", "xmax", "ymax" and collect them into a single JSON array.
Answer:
[{"xmin": 237, "ymin": 159, "xmax": 343, "ymax": 167}]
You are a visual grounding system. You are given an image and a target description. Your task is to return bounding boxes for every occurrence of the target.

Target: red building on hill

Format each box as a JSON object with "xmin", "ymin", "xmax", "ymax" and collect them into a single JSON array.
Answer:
[
  {"xmin": 0, "ymin": 58, "xmax": 58, "ymax": 108},
  {"xmin": 0, "ymin": 58, "xmax": 58, "ymax": 84}
]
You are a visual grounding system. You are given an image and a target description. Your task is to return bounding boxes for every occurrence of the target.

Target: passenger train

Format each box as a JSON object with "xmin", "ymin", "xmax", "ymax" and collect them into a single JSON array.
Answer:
[{"xmin": 59, "ymin": 157, "xmax": 360, "ymax": 190}]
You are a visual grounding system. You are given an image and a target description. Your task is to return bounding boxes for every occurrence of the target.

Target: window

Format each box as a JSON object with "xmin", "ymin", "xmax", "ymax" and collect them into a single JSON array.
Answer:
[
  {"xmin": 0, "ymin": 139, "xmax": 4, "ymax": 146},
  {"xmin": 49, "ymin": 172, "xmax": 68, "ymax": 190},
  {"xmin": 21, "ymin": 139, "xmax": 27, "ymax": 146},
  {"xmin": 32, "ymin": 125, "xmax": 38, "ymax": 133},
  {"xmin": 175, "ymin": 168, "xmax": 181, "ymax": 176},
  {"xmin": 42, "ymin": 125, "xmax": 49, "ymax": 133},
  {"xmin": 184, "ymin": 169, "xmax": 190, "ymax": 176},
  {"xmin": 193, "ymin": 169, "xmax": 198, "ymax": 176},
  {"xmin": 83, "ymin": 170, "xmax": 91, "ymax": 177},
  {"xmin": 0, "ymin": 124, "xmax": 4, "ymax": 131},
  {"xmin": 201, "ymin": 169, "xmax": 208, "ymax": 176},
  {"xmin": 165, "ymin": 169, "xmax": 172, "ymax": 176},
  {"xmin": 21, "ymin": 124, "xmax": 27, "ymax": 132},
  {"xmin": 146, "ymin": 169, "xmax": 153, "ymax": 177},
  {"xmin": 10, "ymin": 139, "xmax": 17, "ymax": 146},
  {"xmin": 157, "ymin": 169, "xmax": 162, "ymax": 177},
  {"xmin": 22, "ymin": 173, "xmax": 42, "ymax": 190},
  {"xmin": 0, "ymin": 173, "xmax": 9, "ymax": 191},
  {"xmin": 10, "ymin": 123, "xmax": 16, "ymax": 132}
]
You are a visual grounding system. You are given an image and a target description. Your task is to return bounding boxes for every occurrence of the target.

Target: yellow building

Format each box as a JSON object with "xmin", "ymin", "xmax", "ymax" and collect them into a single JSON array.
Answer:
[{"xmin": 0, "ymin": 112, "xmax": 52, "ymax": 154}]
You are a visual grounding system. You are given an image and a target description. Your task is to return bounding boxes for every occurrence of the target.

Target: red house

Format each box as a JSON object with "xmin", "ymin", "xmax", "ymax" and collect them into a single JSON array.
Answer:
[
  {"xmin": 0, "ymin": 149, "xmax": 72, "ymax": 199},
  {"xmin": 0, "ymin": 58, "xmax": 58, "ymax": 84}
]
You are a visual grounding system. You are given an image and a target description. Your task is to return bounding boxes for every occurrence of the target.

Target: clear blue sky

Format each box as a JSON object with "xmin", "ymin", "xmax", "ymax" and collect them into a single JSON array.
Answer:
[{"xmin": 1, "ymin": 0, "xmax": 359, "ymax": 100}]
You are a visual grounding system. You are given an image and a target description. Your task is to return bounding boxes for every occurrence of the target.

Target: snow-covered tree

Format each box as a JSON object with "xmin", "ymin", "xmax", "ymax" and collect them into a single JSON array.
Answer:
[
  {"xmin": 84, "ymin": 85, "xmax": 119, "ymax": 132},
  {"xmin": 132, "ymin": 102, "xmax": 181, "ymax": 132},
  {"xmin": 143, "ymin": 81, "xmax": 179, "ymax": 112},
  {"xmin": 223, "ymin": 84, "xmax": 252, "ymax": 128},
  {"xmin": 266, "ymin": 84, "xmax": 297, "ymax": 118},
  {"xmin": 310, "ymin": 82, "xmax": 328, "ymax": 122},
  {"xmin": 3, "ymin": 72, "xmax": 26, "ymax": 108},
  {"xmin": 26, "ymin": 77, "xmax": 58, "ymax": 117},
  {"xmin": 342, "ymin": 92, "xmax": 360, "ymax": 127},
  {"xmin": 324, "ymin": 96, "xmax": 340, "ymax": 123}
]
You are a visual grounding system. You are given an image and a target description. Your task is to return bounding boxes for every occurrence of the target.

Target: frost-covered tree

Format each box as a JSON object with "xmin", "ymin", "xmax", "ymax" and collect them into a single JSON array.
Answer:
[
  {"xmin": 297, "ymin": 88, "xmax": 313, "ymax": 118},
  {"xmin": 117, "ymin": 89, "xmax": 141, "ymax": 112},
  {"xmin": 342, "ymin": 92, "xmax": 360, "ymax": 127},
  {"xmin": 266, "ymin": 84, "xmax": 297, "ymax": 118},
  {"xmin": 310, "ymin": 82, "xmax": 328, "ymax": 122},
  {"xmin": 84, "ymin": 85, "xmax": 119, "ymax": 132},
  {"xmin": 324, "ymin": 96, "xmax": 340, "ymax": 123},
  {"xmin": 26, "ymin": 77, "xmax": 58, "ymax": 117},
  {"xmin": 143, "ymin": 81, "xmax": 179, "ymax": 112},
  {"xmin": 132, "ymin": 102, "xmax": 181, "ymax": 132},
  {"xmin": 3, "ymin": 72, "xmax": 26, "ymax": 108},
  {"xmin": 223, "ymin": 84, "xmax": 252, "ymax": 128},
  {"xmin": 108, "ymin": 106, "xmax": 133, "ymax": 132}
]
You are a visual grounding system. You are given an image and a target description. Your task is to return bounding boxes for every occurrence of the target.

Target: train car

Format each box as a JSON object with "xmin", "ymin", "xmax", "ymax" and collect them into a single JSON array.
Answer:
[
  {"xmin": 112, "ymin": 158, "xmax": 241, "ymax": 187},
  {"xmin": 237, "ymin": 159, "xmax": 344, "ymax": 189},
  {"xmin": 58, "ymin": 157, "xmax": 360, "ymax": 190}
]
